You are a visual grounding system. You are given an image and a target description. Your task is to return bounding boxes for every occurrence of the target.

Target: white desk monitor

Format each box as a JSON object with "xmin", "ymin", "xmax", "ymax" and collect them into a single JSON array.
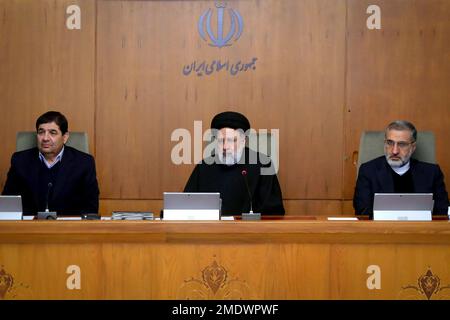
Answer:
[
  {"xmin": 0, "ymin": 195, "xmax": 23, "ymax": 220},
  {"xmin": 163, "ymin": 192, "xmax": 221, "ymax": 220},
  {"xmin": 373, "ymin": 193, "xmax": 433, "ymax": 221}
]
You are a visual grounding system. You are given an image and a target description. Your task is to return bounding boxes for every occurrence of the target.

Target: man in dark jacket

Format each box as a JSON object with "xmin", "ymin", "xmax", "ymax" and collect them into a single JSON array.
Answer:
[
  {"xmin": 354, "ymin": 120, "xmax": 448, "ymax": 217},
  {"xmin": 2, "ymin": 111, "xmax": 99, "ymax": 215}
]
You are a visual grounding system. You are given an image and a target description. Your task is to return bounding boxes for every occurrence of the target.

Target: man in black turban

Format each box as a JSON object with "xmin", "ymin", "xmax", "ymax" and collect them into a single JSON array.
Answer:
[{"xmin": 184, "ymin": 111, "xmax": 285, "ymax": 216}]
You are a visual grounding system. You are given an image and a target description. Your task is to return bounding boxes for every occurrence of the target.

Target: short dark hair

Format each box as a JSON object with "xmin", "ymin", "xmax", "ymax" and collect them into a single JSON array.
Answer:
[
  {"xmin": 385, "ymin": 120, "xmax": 417, "ymax": 142},
  {"xmin": 35, "ymin": 111, "xmax": 68, "ymax": 135}
]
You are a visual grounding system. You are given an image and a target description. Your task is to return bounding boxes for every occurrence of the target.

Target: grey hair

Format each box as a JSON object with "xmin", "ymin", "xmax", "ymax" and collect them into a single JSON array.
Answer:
[{"xmin": 385, "ymin": 120, "xmax": 417, "ymax": 142}]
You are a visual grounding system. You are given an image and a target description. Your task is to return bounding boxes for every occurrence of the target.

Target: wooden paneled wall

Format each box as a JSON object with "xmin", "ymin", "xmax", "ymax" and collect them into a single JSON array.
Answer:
[{"xmin": 0, "ymin": 0, "xmax": 449, "ymax": 216}]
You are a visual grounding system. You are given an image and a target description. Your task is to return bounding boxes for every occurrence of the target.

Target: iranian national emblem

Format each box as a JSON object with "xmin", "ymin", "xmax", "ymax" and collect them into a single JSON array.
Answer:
[{"xmin": 198, "ymin": 1, "xmax": 244, "ymax": 48}]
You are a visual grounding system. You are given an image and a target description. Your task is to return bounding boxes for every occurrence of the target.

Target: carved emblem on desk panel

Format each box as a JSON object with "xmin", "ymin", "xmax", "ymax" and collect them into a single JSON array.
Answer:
[
  {"xmin": 0, "ymin": 267, "xmax": 13, "ymax": 299},
  {"xmin": 399, "ymin": 268, "xmax": 450, "ymax": 300},
  {"xmin": 0, "ymin": 266, "xmax": 30, "ymax": 299},
  {"xmin": 177, "ymin": 259, "xmax": 251, "ymax": 299}
]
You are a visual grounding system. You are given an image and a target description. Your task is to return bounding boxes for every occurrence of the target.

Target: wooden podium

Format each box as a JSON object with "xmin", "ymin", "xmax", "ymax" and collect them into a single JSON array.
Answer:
[{"xmin": 1, "ymin": 217, "xmax": 450, "ymax": 300}]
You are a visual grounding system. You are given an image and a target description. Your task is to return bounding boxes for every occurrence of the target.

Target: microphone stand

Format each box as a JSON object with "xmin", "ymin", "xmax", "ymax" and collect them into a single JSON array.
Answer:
[
  {"xmin": 37, "ymin": 182, "xmax": 57, "ymax": 220},
  {"xmin": 241, "ymin": 170, "xmax": 261, "ymax": 220}
]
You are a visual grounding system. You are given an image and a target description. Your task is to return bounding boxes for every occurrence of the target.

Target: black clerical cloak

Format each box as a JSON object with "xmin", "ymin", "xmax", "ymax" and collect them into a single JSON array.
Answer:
[{"xmin": 184, "ymin": 148, "xmax": 285, "ymax": 216}]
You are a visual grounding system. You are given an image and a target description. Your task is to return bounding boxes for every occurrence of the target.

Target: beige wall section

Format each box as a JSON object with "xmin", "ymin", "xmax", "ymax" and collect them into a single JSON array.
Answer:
[
  {"xmin": 343, "ymin": 0, "xmax": 450, "ymax": 198},
  {"xmin": 0, "ymin": 1, "xmax": 449, "ymax": 215},
  {"xmin": 0, "ymin": 0, "xmax": 96, "ymax": 185}
]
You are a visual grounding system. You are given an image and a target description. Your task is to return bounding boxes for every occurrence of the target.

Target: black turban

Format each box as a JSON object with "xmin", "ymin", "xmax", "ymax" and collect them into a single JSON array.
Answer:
[{"xmin": 210, "ymin": 111, "xmax": 251, "ymax": 132}]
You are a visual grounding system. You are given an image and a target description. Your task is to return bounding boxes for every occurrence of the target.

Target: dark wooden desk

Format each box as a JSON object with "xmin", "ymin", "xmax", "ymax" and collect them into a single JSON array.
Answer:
[{"xmin": 1, "ymin": 217, "xmax": 450, "ymax": 299}]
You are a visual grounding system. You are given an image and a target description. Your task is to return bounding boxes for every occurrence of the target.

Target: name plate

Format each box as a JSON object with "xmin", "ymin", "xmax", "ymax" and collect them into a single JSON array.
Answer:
[
  {"xmin": 163, "ymin": 209, "xmax": 220, "ymax": 221},
  {"xmin": 373, "ymin": 210, "xmax": 431, "ymax": 221}
]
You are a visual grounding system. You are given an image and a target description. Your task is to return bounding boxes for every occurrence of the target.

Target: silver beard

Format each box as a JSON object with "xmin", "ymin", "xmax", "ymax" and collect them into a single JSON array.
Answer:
[
  {"xmin": 385, "ymin": 154, "xmax": 411, "ymax": 168},
  {"xmin": 217, "ymin": 147, "xmax": 244, "ymax": 166}
]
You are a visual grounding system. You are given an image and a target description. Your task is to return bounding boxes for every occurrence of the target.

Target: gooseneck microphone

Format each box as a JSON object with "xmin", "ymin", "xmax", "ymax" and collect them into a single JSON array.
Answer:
[
  {"xmin": 241, "ymin": 170, "xmax": 253, "ymax": 213},
  {"xmin": 37, "ymin": 182, "xmax": 57, "ymax": 220},
  {"xmin": 45, "ymin": 182, "xmax": 53, "ymax": 213},
  {"xmin": 241, "ymin": 169, "xmax": 261, "ymax": 220}
]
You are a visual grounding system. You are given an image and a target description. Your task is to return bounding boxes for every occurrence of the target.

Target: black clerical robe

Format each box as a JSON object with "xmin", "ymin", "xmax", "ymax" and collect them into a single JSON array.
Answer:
[{"xmin": 184, "ymin": 148, "xmax": 285, "ymax": 216}]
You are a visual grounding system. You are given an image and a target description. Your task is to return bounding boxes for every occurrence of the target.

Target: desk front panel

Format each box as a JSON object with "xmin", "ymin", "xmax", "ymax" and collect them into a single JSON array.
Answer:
[{"xmin": 1, "ymin": 220, "xmax": 450, "ymax": 299}]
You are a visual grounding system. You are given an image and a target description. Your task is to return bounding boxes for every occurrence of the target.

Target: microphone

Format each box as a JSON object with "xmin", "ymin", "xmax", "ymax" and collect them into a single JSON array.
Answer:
[
  {"xmin": 241, "ymin": 169, "xmax": 261, "ymax": 220},
  {"xmin": 45, "ymin": 182, "xmax": 52, "ymax": 212},
  {"xmin": 241, "ymin": 170, "xmax": 253, "ymax": 213},
  {"xmin": 37, "ymin": 182, "xmax": 57, "ymax": 220}
]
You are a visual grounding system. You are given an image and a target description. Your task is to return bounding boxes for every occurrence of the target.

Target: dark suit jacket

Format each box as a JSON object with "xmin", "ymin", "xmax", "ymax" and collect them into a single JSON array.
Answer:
[
  {"xmin": 2, "ymin": 146, "xmax": 99, "ymax": 215},
  {"xmin": 353, "ymin": 156, "xmax": 449, "ymax": 216}
]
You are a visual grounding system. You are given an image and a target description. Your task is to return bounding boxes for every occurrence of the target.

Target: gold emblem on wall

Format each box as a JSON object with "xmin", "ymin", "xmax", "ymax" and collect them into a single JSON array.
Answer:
[
  {"xmin": 400, "ymin": 268, "xmax": 450, "ymax": 300},
  {"xmin": 0, "ymin": 266, "xmax": 30, "ymax": 299},
  {"xmin": 177, "ymin": 258, "xmax": 251, "ymax": 299}
]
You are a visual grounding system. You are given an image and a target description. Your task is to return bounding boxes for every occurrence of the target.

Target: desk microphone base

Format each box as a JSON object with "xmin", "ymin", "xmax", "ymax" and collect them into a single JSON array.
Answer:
[
  {"xmin": 37, "ymin": 211, "xmax": 57, "ymax": 220},
  {"xmin": 242, "ymin": 212, "xmax": 261, "ymax": 220}
]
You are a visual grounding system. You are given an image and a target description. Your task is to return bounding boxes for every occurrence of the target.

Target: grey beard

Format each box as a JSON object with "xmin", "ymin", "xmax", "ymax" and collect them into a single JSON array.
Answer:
[
  {"xmin": 385, "ymin": 155, "xmax": 410, "ymax": 168},
  {"xmin": 217, "ymin": 148, "xmax": 244, "ymax": 166}
]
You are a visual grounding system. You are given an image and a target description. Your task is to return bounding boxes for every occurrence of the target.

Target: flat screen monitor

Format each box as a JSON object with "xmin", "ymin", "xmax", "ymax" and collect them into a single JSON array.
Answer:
[
  {"xmin": 373, "ymin": 193, "xmax": 433, "ymax": 221},
  {"xmin": 0, "ymin": 195, "xmax": 23, "ymax": 220},
  {"xmin": 163, "ymin": 192, "xmax": 221, "ymax": 220}
]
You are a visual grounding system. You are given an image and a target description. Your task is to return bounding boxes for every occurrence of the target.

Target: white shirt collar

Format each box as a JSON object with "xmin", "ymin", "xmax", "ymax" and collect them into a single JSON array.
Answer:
[
  {"xmin": 390, "ymin": 160, "xmax": 410, "ymax": 176},
  {"xmin": 39, "ymin": 146, "xmax": 65, "ymax": 169}
]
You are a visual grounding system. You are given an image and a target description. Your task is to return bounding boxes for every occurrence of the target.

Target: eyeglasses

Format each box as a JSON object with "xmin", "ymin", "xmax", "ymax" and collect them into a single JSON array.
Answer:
[{"xmin": 384, "ymin": 139, "xmax": 415, "ymax": 149}]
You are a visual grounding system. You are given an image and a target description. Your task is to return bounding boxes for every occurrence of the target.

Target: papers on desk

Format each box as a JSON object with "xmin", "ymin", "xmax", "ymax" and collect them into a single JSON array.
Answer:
[
  {"xmin": 220, "ymin": 216, "xmax": 235, "ymax": 221},
  {"xmin": 327, "ymin": 217, "xmax": 359, "ymax": 221},
  {"xmin": 19, "ymin": 215, "xmax": 157, "ymax": 221},
  {"xmin": 112, "ymin": 211, "xmax": 154, "ymax": 220}
]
